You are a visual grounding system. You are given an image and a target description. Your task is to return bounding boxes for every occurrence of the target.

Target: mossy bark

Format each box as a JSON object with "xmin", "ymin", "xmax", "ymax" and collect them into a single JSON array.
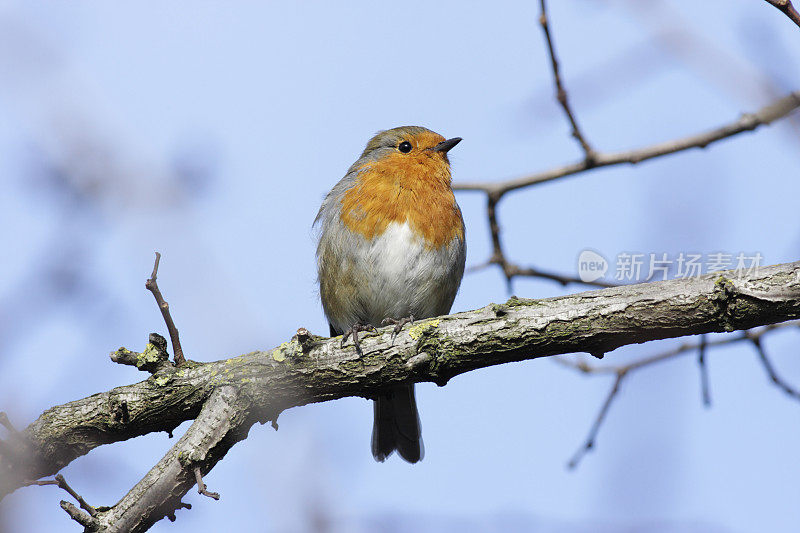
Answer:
[{"xmin": 2, "ymin": 261, "xmax": 799, "ymax": 531}]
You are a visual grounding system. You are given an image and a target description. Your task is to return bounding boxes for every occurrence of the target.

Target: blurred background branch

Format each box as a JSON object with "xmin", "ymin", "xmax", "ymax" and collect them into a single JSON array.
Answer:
[{"xmin": 557, "ymin": 321, "xmax": 800, "ymax": 468}]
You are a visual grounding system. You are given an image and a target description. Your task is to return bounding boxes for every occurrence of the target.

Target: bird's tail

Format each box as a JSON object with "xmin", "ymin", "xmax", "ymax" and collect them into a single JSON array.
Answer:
[{"xmin": 371, "ymin": 384, "xmax": 424, "ymax": 463}]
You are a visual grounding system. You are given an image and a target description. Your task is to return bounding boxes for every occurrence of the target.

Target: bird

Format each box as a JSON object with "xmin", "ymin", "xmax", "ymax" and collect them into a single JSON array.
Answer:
[{"xmin": 314, "ymin": 126, "xmax": 466, "ymax": 463}]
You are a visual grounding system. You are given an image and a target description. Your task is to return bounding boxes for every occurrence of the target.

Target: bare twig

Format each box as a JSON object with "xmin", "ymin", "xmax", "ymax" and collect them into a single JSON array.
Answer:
[
  {"xmin": 0, "ymin": 412, "xmax": 19, "ymax": 437},
  {"xmin": 764, "ymin": 0, "xmax": 800, "ymax": 29},
  {"xmin": 60, "ymin": 500, "xmax": 97, "ymax": 529},
  {"xmin": 454, "ymin": 0, "xmax": 800, "ymax": 292},
  {"xmin": 568, "ymin": 371, "xmax": 626, "ymax": 469},
  {"xmin": 110, "ymin": 333, "xmax": 170, "ymax": 373},
  {"xmin": 109, "ymin": 347, "xmax": 140, "ymax": 367},
  {"xmin": 456, "ymin": 92, "xmax": 800, "ymax": 288},
  {"xmin": 31, "ymin": 474, "xmax": 97, "ymax": 517},
  {"xmin": 470, "ymin": 256, "xmax": 618, "ymax": 289},
  {"xmin": 539, "ymin": 0, "xmax": 596, "ymax": 162},
  {"xmin": 559, "ymin": 321, "xmax": 800, "ymax": 467},
  {"xmin": 455, "ymin": 91, "xmax": 800, "ymax": 196},
  {"xmin": 698, "ymin": 334, "xmax": 711, "ymax": 407},
  {"xmin": 194, "ymin": 466, "xmax": 220, "ymax": 500},
  {"xmin": 751, "ymin": 337, "xmax": 800, "ymax": 399},
  {"xmin": 474, "ymin": 194, "xmax": 616, "ymax": 290},
  {"xmin": 469, "ymin": 0, "xmax": 614, "ymax": 290},
  {"xmin": 510, "ymin": 263, "xmax": 618, "ymax": 288},
  {"xmin": 145, "ymin": 252, "xmax": 186, "ymax": 366},
  {"xmin": 558, "ymin": 323, "xmax": 798, "ymax": 376}
]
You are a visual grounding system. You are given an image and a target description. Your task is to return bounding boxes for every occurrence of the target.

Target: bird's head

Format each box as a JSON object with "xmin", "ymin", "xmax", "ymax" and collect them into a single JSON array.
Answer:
[{"xmin": 351, "ymin": 126, "xmax": 462, "ymax": 183}]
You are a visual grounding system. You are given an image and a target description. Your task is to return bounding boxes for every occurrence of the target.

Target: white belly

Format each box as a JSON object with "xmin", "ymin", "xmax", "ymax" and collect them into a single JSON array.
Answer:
[{"xmin": 321, "ymin": 221, "xmax": 465, "ymax": 332}]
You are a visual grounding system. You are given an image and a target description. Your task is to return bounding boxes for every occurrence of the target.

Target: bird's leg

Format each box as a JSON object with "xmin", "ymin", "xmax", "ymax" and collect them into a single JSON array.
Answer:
[
  {"xmin": 341, "ymin": 323, "xmax": 377, "ymax": 356},
  {"xmin": 381, "ymin": 314, "xmax": 415, "ymax": 343}
]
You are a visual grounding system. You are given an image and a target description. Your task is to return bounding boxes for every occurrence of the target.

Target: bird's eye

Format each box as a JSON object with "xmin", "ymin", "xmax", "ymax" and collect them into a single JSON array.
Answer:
[{"xmin": 398, "ymin": 141, "xmax": 412, "ymax": 153}]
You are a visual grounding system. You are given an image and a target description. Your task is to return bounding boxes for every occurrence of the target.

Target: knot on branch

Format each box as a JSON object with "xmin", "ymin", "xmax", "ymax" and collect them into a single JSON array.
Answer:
[
  {"xmin": 273, "ymin": 328, "xmax": 324, "ymax": 362},
  {"xmin": 109, "ymin": 398, "xmax": 130, "ymax": 425},
  {"xmin": 166, "ymin": 501, "xmax": 192, "ymax": 522},
  {"xmin": 711, "ymin": 276, "xmax": 738, "ymax": 332},
  {"xmin": 292, "ymin": 327, "xmax": 318, "ymax": 355},
  {"xmin": 491, "ymin": 303, "xmax": 509, "ymax": 317},
  {"xmin": 405, "ymin": 352, "xmax": 432, "ymax": 371},
  {"xmin": 110, "ymin": 333, "xmax": 173, "ymax": 374}
]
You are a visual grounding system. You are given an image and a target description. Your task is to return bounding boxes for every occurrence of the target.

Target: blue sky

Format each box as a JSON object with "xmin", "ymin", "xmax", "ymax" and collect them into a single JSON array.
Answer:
[{"xmin": 1, "ymin": 2, "xmax": 799, "ymax": 532}]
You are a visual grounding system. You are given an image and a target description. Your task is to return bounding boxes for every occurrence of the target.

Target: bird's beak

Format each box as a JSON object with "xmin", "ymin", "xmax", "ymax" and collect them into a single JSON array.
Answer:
[{"xmin": 433, "ymin": 137, "xmax": 462, "ymax": 154}]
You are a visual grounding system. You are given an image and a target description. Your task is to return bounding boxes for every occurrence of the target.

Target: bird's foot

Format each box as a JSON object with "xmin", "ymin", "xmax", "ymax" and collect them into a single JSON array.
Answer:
[
  {"xmin": 341, "ymin": 323, "xmax": 377, "ymax": 356},
  {"xmin": 381, "ymin": 315, "xmax": 415, "ymax": 343}
]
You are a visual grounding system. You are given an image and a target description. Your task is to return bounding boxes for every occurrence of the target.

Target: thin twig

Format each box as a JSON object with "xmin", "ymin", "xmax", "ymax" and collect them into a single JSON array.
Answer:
[
  {"xmin": 31, "ymin": 474, "xmax": 97, "ymax": 517},
  {"xmin": 764, "ymin": 0, "xmax": 800, "ymax": 29},
  {"xmin": 751, "ymin": 337, "xmax": 800, "ymax": 399},
  {"xmin": 60, "ymin": 500, "xmax": 97, "ymax": 529},
  {"xmin": 478, "ymin": 194, "xmax": 615, "ymax": 289},
  {"xmin": 454, "ymin": 91, "xmax": 800, "ymax": 196},
  {"xmin": 0, "ymin": 412, "xmax": 19, "ymax": 436},
  {"xmin": 457, "ymin": 92, "xmax": 800, "ymax": 289},
  {"xmin": 145, "ymin": 252, "xmax": 186, "ymax": 366},
  {"xmin": 194, "ymin": 466, "xmax": 220, "ymax": 500},
  {"xmin": 539, "ymin": 0, "xmax": 596, "ymax": 162},
  {"xmin": 505, "ymin": 263, "xmax": 618, "ymax": 288},
  {"xmin": 109, "ymin": 333, "xmax": 170, "ymax": 373},
  {"xmin": 568, "ymin": 371, "xmax": 626, "ymax": 469},
  {"xmin": 559, "ymin": 321, "xmax": 800, "ymax": 467},
  {"xmin": 485, "ymin": 193, "xmax": 512, "ymax": 292},
  {"xmin": 698, "ymin": 334, "xmax": 711, "ymax": 407},
  {"xmin": 470, "ymin": 257, "xmax": 618, "ymax": 288},
  {"xmin": 558, "ymin": 322, "xmax": 797, "ymax": 376}
]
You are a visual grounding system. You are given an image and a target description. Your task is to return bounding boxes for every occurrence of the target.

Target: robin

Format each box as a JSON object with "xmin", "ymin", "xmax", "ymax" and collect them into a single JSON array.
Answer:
[{"xmin": 315, "ymin": 126, "xmax": 466, "ymax": 463}]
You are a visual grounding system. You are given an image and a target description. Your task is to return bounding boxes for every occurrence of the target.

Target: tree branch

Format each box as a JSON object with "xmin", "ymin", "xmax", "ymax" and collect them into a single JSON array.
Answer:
[
  {"xmin": 471, "ymin": 193, "xmax": 617, "ymax": 289},
  {"xmin": 2, "ymin": 261, "xmax": 799, "ymax": 529},
  {"xmin": 764, "ymin": 0, "xmax": 800, "ymax": 29},
  {"xmin": 145, "ymin": 252, "xmax": 186, "ymax": 366},
  {"xmin": 567, "ymin": 371, "xmax": 626, "ymax": 469},
  {"xmin": 31, "ymin": 474, "xmax": 97, "ymax": 518},
  {"xmin": 539, "ymin": 0, "xmax": 597, "ymax": 163},
  {"xmin": 697, "ymin": 334, "xmax": 711, "ymax": 407},
  {"xmin": 558, "ymin": 321, "xmax": 799, "ymax": 467},
  {"xmin": 455, "ymin": 91, "xmax": 800, "ymax": 289},
  {"xmin": 454, "ymin": 91, "xmax": 800, "ymax": 196},
  {"xmin": 89, "ymin": 386, "xmax": 241, "ymax": 532},
  {"xmin": 751, "ymin": 336, "xmax": 800, "ymax": 399}
]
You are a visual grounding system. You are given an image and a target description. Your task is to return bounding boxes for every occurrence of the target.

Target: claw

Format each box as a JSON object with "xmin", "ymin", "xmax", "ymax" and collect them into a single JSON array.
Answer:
[
  {"xmin": 341, "ymin": 323, "xmax": 376, "ymax": 356},
  {"xmin": 381, "ymin": 315, "xmax": 415, "ymax": 344}
]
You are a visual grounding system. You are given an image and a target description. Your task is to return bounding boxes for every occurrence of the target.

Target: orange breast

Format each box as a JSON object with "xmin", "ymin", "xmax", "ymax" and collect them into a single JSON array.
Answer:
[{"xmin": 340, "ymin": 154, "xmax": 464, "ymax": 249}]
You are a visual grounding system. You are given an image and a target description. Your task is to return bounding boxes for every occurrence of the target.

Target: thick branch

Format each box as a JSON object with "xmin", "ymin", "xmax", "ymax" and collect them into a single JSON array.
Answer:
[
  {"xmin": 2, "ymin": 262, "xmax": 799, "ymax": 525},
  {"xmin": 90, "ymin": 386, "xmax": 242, "ymax": 532},
  {"xmin": 454, "ymin": 91, "xmax": 800, "ymax": 197}
]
